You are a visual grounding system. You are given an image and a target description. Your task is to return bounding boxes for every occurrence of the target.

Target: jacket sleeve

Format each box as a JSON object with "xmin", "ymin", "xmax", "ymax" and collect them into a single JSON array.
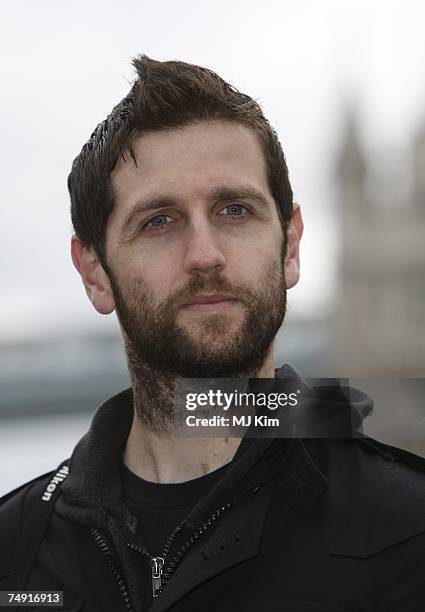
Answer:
[
  {"xmin": 0, "ymin": 472, "xmax": 55, "ymax": 583},
  {"xmin": 0, "ymin": 487, "xmax": 27, "ymax": 582}
]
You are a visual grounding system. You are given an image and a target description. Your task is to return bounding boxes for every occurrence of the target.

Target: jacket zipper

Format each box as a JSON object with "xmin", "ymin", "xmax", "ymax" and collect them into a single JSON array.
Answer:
[
  {"xmin": 127, "ymin": 484, "xmax": 261, "ymax": 598},
  {"xmin": 91, "ymin": 527, "xmax": 134, "ymax": 612},
  {"xmin": 91, "ymin": 484, "xmax": 261, "ymax": 608}
]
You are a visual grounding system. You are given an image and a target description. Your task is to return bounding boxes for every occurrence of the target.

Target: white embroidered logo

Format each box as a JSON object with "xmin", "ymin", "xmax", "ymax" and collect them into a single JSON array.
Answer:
[{"xmin": 41, "ymin": 465, "xmax": 69, "ymax": 502}]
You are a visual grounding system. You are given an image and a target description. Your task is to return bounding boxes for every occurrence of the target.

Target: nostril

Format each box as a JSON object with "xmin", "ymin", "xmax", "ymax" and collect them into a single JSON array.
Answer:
[{"xmin": 201, "ymin": 552, "xmax": 210, "ymax": 561}]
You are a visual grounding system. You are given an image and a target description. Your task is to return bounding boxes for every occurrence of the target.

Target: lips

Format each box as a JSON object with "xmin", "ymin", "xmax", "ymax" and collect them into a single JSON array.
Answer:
[{"xmin": 182, "ymin": 294, "xmax": 236, "ymax": 306}]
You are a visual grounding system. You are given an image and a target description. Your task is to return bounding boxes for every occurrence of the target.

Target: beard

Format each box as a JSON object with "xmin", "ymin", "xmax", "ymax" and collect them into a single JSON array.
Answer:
[{"xmin": 106, "ymin": 242, "xmax": 287, "ymax": 433}]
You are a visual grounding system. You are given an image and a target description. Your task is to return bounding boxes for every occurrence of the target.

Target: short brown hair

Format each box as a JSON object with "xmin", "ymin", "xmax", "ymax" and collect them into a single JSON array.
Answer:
[{"xmin": 68, "ymin": 54, "xmax": 293, "ymax": 271}]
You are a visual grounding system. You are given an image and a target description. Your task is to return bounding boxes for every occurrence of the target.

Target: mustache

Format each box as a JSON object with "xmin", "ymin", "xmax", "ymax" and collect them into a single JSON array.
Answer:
[{"xmin": 173, "ymin": 273, "xmax": 248, "ymax": 308}]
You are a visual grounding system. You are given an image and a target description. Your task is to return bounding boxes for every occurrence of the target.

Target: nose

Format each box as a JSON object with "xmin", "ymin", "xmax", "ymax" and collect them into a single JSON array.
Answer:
[{"xmin": 182, "ymin": 214, "xmax": 226, "ymax": 276}]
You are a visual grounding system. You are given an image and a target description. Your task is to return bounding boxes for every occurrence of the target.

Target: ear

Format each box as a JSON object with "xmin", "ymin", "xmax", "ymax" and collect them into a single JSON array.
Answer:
[
  {"xmin": 70, "ymin": 235, "xmax": 115, "ymax": 315},
  {"xmin": 284, "ymin": 203, "xmax": 304, "ymax": 289}
]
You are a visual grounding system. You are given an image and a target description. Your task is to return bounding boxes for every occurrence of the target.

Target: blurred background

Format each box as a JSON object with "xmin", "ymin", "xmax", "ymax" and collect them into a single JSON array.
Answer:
[{"xmin": 1, "ymin": 0, "xmax": 424, "ymax": 496}]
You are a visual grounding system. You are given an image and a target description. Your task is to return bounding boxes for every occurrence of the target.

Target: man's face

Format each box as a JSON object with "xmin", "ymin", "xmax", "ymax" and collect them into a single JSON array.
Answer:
[{"xmin": 104, "ymin": 120, "xmax": 287, "ymax": 378}]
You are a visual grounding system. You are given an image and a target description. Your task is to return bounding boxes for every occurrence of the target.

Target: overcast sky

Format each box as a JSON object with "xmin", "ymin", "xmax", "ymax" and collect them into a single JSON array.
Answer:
[{"xmin": 1, "ymin": 0, "xmax": 425, "ymax": 342}]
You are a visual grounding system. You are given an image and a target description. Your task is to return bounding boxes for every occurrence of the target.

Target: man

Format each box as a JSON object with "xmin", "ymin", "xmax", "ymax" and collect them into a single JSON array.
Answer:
[{"xmin": 1, "ymin": 54, "xmax": 425, "ymax": 612}]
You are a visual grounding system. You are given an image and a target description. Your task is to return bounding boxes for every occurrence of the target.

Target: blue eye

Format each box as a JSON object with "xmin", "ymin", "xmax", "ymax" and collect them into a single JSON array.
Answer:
[
  {"xmin": 221, "ymin": 204, "xmax": 249, "ymax": 218},
  {"xmin": 144, "ymin": 215, "xmax": 173, "ymax": 231}
]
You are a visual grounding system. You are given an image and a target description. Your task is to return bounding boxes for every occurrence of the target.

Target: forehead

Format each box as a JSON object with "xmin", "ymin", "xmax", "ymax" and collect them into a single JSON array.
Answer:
[{"xmin": 109, "ymin": 120, "xmax": 271, "ymax": 217}]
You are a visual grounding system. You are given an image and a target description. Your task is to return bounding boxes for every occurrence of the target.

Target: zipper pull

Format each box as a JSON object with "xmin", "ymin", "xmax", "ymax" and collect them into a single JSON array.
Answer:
[{"xmin": 151, "ymin": 556, "xmax": 165, "ymax": 598}]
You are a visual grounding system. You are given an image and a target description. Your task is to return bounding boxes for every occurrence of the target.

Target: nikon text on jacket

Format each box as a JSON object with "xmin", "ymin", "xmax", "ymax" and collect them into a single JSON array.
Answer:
[{"xmin": 41, "ymin": 466, "xmax": 69, "ymax": 502}]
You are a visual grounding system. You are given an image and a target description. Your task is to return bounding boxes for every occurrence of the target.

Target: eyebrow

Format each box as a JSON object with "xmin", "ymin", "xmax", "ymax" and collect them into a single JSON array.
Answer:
[{"xmin": 119, "ymin": 186, "xmax": 271, "ymax": 237}]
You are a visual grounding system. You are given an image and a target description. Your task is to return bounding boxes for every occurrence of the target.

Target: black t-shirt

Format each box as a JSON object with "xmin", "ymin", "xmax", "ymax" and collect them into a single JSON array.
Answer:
[{"xmin": 120, "ymin": 460, "xmax": 230, "ymax": 607}]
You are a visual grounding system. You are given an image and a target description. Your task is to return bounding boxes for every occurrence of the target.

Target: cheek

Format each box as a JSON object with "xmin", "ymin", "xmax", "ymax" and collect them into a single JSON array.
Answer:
[
  {"xmin": 111, "ymin": 240, "xmax": 175, "ymax": 298},
  {"xmin": 133, "ymin": 260, "xmax": 178, "ymax": 303},
  {"xmin": 239, "ymin": 222, "xmax": 283, "ymax": 272},
  {"xmin": 230, "ymin": 242, "xmax": 279, "ymax": 284}
]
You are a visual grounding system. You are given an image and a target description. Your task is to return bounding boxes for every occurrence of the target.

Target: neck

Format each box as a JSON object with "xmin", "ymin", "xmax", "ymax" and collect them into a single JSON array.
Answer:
[{"xmin": 123, "ymin": 348, "xmax": 276, "ymax": 483}]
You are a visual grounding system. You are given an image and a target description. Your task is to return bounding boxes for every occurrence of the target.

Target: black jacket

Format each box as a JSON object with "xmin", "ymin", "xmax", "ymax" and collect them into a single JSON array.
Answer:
[{"xmin": 1, "ymin": 364, "xmax": 425, "ymax": 611}]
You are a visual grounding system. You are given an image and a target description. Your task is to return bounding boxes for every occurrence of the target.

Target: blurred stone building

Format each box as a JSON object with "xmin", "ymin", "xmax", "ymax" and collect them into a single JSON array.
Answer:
[{"xmin": 329, "ymin": 111, "xmax": 425, "ymax": 376}]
